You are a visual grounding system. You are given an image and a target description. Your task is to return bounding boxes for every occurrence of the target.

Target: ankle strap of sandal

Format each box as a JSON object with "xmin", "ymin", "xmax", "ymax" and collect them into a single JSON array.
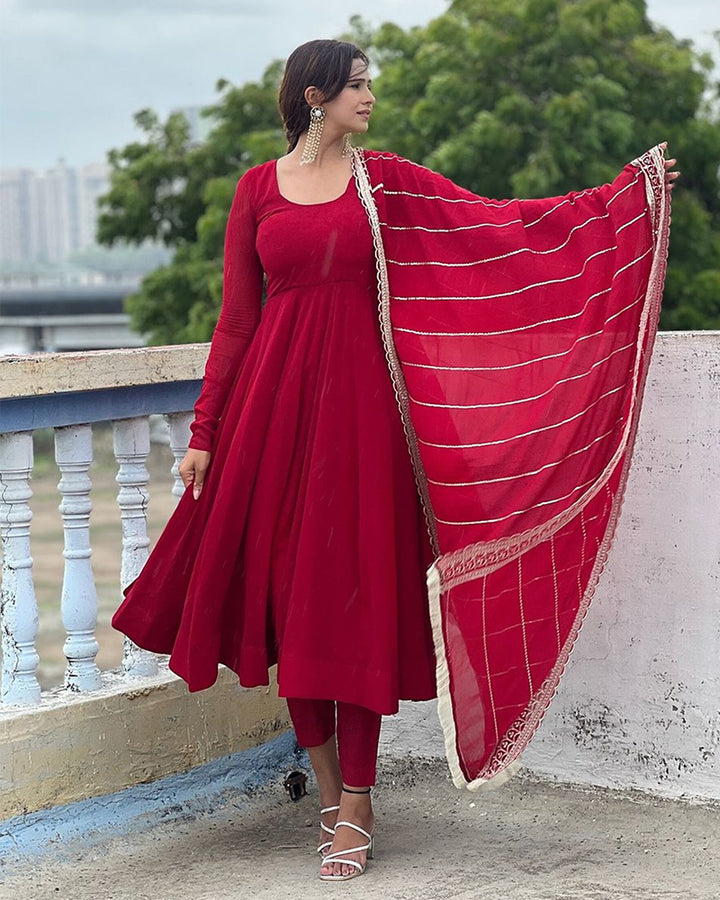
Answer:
[{"xmin": 342, "ymin": 786, "xmax": 371, "ymax": 794}]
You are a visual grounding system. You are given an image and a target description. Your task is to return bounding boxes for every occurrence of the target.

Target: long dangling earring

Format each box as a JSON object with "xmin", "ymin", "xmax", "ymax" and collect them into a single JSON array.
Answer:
[
  {"xmin": 342, "ymin": 133, "xmax": 353, "ymax": 159},
  {"xmin": 300, "ymin": 105, "xmax": 325, "ymax": 166}
]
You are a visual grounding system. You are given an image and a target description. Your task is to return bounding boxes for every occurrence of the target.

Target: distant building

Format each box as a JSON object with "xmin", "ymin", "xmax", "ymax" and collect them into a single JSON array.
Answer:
[
  {"xmin": 77, "ymin": 162, "xmax": 111, "ymax": 251},
  {"xmin": 0, "ymin": 160, "xmax": 111, "ymax": 266},
  {"xmin": 0, "ymin": 168, "xmax": 34, "ymax": 264}
]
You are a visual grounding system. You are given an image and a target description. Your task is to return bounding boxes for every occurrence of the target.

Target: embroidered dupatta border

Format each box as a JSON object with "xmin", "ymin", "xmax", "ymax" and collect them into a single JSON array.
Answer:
[
  {"xmin": 352, "ymin": 148, "xmax": 441, "ymax": 558},
  {"xmin": 354, "ymin": 145, "xmax": 670, "ymax": 790}
]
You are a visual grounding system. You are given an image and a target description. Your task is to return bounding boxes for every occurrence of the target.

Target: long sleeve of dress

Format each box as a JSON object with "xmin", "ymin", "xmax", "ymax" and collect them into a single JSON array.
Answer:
[{"xmin": 188, "ymin": 173, "xmax": 264, "ymax": 452}]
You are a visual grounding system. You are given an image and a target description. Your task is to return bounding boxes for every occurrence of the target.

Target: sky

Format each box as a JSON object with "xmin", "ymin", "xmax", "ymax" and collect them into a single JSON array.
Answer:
[{"xmin": 1, "ymin": 0, "xmax": 718, "ymax": 170}]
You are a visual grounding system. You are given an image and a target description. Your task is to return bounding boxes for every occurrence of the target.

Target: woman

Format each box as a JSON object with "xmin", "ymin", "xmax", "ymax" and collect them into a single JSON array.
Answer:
[{"xmin": 113, "ymin": 39, "xmax": 677, "ymax": 882}]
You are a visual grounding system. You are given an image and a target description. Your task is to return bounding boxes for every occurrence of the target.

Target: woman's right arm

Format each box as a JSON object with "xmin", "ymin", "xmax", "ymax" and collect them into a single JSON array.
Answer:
[{"xmin": 179, "ymin": 171, "xmax": 264, "ymax": 499}]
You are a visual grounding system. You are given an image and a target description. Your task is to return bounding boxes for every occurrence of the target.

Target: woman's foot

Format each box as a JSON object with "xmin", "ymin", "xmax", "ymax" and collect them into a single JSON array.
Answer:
[
  {"xmin": 317, "ymin": 802, "xmax": 340, "ymax": 856},
  {"xmin": 319, "ymin": 786, "xmax": 375, "ymax": 879},
  {"xmin": 304, "ymin": 735, "xmax": 343, "ymax": 855}
]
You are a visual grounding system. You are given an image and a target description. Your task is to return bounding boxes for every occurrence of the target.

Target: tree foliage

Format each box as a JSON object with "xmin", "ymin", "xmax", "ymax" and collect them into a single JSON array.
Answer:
[{"xmin": 98, "ymin": 1, "xmax": 720, "ymax": 342}]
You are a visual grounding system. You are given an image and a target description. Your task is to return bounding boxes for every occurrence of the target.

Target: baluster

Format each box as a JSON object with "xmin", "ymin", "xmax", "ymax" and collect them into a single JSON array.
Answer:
[
  {"xmin": 113, "ymin": 417, "xmax": 157, "ymax": 677},
  {"xmin": 167, "ymin": 411, "xmax": 193, "ymax": 501},
  {"xmin": 55, "ymin": 425, "xmax": 101, "ymax": 691},
  {"xmin": 0, "ymin": 432, "xmax": 41, "ymax": 706}
]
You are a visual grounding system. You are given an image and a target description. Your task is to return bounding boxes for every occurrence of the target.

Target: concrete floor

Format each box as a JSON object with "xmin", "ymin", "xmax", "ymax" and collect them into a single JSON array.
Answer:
[{"xmin": 2, "ymin": 758, "xmax": 718, "ymax": 900}]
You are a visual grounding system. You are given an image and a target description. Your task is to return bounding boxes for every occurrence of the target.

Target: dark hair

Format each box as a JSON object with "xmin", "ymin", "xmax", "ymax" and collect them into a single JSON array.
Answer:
[{"xmin": 278, "ymin": 39, "xmax": 369, "ymax": 151}]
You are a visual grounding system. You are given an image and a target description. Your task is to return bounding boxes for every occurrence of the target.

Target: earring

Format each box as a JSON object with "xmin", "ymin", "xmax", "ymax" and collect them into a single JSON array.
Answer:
[
  {"xmin": 342, "ymin": 133, "xmax": 353, "ymax": 158},
  {"xmin": 300, "ymin": 105, "xmax": 325, "ymax": 166}
]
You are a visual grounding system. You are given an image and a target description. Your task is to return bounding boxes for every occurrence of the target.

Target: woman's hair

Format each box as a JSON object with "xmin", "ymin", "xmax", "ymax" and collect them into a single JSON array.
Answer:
[{"xmin": 278, "ymin": 39, "xmax": 369, "ymax": 151}]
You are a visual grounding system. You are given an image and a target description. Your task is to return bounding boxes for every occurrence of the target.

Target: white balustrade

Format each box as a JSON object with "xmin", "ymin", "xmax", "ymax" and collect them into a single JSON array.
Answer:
[
  {"xmin": 113, "ymin": 416, "xmax": 157, "ymax": 678},
  {"xmin": 0, "ymin": 432, "xmax": 41, "ymax": 706},
  {"xmin": 55, "ymin": 424, "xmax": 102, "ymax": 692},
  {"xmin": 0, "ymin": 406, "xmax": 196, "ymax": 705},
  {"xmin": 167, "ymin": 411, "xmax": 194, "ymax": 501},
  {"xmin": 0, "ymin": 345, "xmax": 205, "ymax": 708}
]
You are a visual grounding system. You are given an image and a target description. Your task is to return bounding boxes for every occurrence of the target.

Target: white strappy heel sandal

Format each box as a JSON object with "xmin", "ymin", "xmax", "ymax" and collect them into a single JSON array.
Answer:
[
  {"xmin": 317, "ymin": 804, "xmax": 340, "ymax": 857},
  {"xmin": 318, "ymin": 820, "xmax": 375, "ymax": 882}
]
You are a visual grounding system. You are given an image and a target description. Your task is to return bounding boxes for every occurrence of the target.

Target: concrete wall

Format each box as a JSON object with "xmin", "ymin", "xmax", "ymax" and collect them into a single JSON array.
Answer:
[
  {"xmin": 0, "ymin": 345, "xmax": 295, "ymax": 819},
  {"xmin": 380, "ymin": 332, "xmax": 720, "ymax": 802},
  {"xmin": 0, "ymin": 662, "xmax": 290, "ymax": 819}
]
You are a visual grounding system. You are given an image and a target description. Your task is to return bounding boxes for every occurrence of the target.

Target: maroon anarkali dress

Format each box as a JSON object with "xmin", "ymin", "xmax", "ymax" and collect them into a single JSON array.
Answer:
[
  {"xmin": 114, "ymin": 146, "xmax": 669, "ymax": 789},
  {"xmin": 112, "ymin": 160, "xmax": 437, "ymax": 714}
]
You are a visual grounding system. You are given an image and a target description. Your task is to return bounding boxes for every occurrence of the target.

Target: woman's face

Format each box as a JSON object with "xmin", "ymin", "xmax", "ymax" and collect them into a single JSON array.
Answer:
[{"xmin": 311, "ymin": 58, "xmax": 375, "ymax": 136}]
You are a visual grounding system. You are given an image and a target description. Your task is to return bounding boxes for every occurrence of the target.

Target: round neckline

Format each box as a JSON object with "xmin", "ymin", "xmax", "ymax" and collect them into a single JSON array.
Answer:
[{"xmin": 273, "ymin": 160, "xmax": 354, "ymax": 206}]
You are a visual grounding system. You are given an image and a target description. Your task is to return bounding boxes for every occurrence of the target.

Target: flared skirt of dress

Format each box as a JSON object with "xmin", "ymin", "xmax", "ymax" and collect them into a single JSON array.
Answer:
[{"xmin": 112, "ymin": 279, "xmax": 437, "ymax": 715}]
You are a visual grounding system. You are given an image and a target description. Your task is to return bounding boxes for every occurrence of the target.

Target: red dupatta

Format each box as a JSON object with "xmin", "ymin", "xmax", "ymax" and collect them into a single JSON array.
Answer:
[{"xmin": 351, "ymin": 146, "xmax": 670, "ymax": 789}]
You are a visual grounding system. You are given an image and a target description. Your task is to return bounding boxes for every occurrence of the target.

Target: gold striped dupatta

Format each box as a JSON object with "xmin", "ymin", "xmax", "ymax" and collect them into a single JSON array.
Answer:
[{"xmin": 352, "ymin": 146, "xmax": 670, "ymax": 789}]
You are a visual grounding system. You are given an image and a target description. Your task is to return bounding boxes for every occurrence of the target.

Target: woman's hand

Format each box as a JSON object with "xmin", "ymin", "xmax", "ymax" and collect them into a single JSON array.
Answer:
[
  {"xmin": 179, "ymin": 448, "xmax": 211, "ymax": 500},
  {"xmin": 660, "ymin": 142, "xmax": 680, "ymax": 191}
]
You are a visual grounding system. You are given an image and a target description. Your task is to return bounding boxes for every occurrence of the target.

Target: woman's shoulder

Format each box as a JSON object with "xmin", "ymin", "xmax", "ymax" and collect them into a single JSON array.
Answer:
[
  {"xmin": 230, "ymin": 159, "xmax": 278, "ymax": 214},
  {"xmin": 236, "ymin": 159, "xmax": 276, "ymax": 190}
]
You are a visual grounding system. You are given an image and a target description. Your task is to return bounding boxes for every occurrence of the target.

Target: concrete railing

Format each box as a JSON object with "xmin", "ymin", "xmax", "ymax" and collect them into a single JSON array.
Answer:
[{"xmin": 0, "ymin": 346, "xmax": 290, "ymax": 819}]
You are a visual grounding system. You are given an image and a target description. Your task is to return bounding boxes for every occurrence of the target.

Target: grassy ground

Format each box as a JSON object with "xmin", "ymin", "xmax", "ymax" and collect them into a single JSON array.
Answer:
[{"xmin": 3, "ymin": 422, "xmax": 177, "ymax": 692}]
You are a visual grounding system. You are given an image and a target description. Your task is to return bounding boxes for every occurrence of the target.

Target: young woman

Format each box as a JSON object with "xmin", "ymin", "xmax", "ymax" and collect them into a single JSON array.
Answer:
[{"xmin": 113, "ymin": 39, "xmax": 678, "ymax": 883}]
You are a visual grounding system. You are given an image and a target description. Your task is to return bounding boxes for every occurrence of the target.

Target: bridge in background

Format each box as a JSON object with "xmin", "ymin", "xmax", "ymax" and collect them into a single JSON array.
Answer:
[{"xmin": 0, "ymin": 281, "xmax": 144, "ymax": 353}]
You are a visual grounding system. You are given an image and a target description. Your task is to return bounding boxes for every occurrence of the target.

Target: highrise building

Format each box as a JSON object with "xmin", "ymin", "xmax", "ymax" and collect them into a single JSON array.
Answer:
[{"xmin": 0, "ymin": 160, "xmax": 110, "ymax": 266}]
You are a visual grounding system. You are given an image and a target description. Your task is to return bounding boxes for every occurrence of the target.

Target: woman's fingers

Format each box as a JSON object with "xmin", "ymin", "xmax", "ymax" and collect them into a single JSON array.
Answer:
[
  {"xmin": 193, "ymin": 468, "xmax": 205, "ymax": 500},
  {"xmin": 178, "ymin": 462, "xmax": 193, "ymax": 487},
  {"xmin": 662, "ymin": 156, "xmax": 680, "ymax": 191},
  {"xmin": 178, "ymin": 449, "xmax": 212, "ymax": 501}
]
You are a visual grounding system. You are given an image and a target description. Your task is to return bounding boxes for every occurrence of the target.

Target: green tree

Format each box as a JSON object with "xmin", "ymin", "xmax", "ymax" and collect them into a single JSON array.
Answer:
[
  {"xmin": 366, "ymin": 0, "xmax": 720, "ymax": 328},
  {"xmin": 98, "ymin": 64, "xmax": 286, "ymax": 343},
  {"xmin": 98, "ymin": 1, "xmax": 720, "ymax": 342}
]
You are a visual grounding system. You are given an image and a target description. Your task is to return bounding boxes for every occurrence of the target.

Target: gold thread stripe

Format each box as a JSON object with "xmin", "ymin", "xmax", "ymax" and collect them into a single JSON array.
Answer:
[
  {"xmin": 605, "ymin": 172, "xmax": 642, "ymax": 206},
  {"xmin": 393, "ymin": 245, "xmax": 618, "ymax": 300},
  {"xmin": 484, "ymin": 620, "xmax": 564, "ymax": 640},
  {"xmin": 379, "ymin": 217, "xmax": 522, "ymax": 233},
  {"xmin": 393, "ymin": 290, "xmax": 641, "ymax": 338},
  {"xmin": 417, "ymin": 383, "xmax": 625, "ymax": 447},
  {"xmin": 382, "ymin": 188, "xmax": 516, "ymax": 208},
  {"xmin": 376, "ymin": 172, "xmax": 641, "ymax": 233},
  {"xmin": 480, "ymin": 576, "xmax": 500, "ymax": 743},
  {"xmin": 616, "ymin": 210, "xmax": 647, "ymax": 233},
  {"xmin": 386, "ymin": 213, "xmax": 610, "ymax": 267},
  {"xmin": 550, "ymin": 535, "xmax": 562, "ymax": 656},
  {"xmin": 435, "ymin": 474, "xmax": 598, "ymax": 526},
  {"xmin": 401, "ymin": 326, "xmax": 607, "ymax": 373},
  {"xmin": 612, "ymin": 245, "xmax": 653, "ymax": 279},
  {"xmin": 427, "ymin": 422, "xmax": 620, "ymax": 487},
  {"xmin": 366, "ymin": 150, "xmax": 632, "ymax": 222},
  {"xmin": 380, "ymin": 172, "xmax": 641, "ymax": 233},
  {"xmin": 408, "ymin": 340, "xmax": 634, "ymax": 409},
  {"xmin": 518, "ymin": 559, "xmax": 534, "ymax": 693}
]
